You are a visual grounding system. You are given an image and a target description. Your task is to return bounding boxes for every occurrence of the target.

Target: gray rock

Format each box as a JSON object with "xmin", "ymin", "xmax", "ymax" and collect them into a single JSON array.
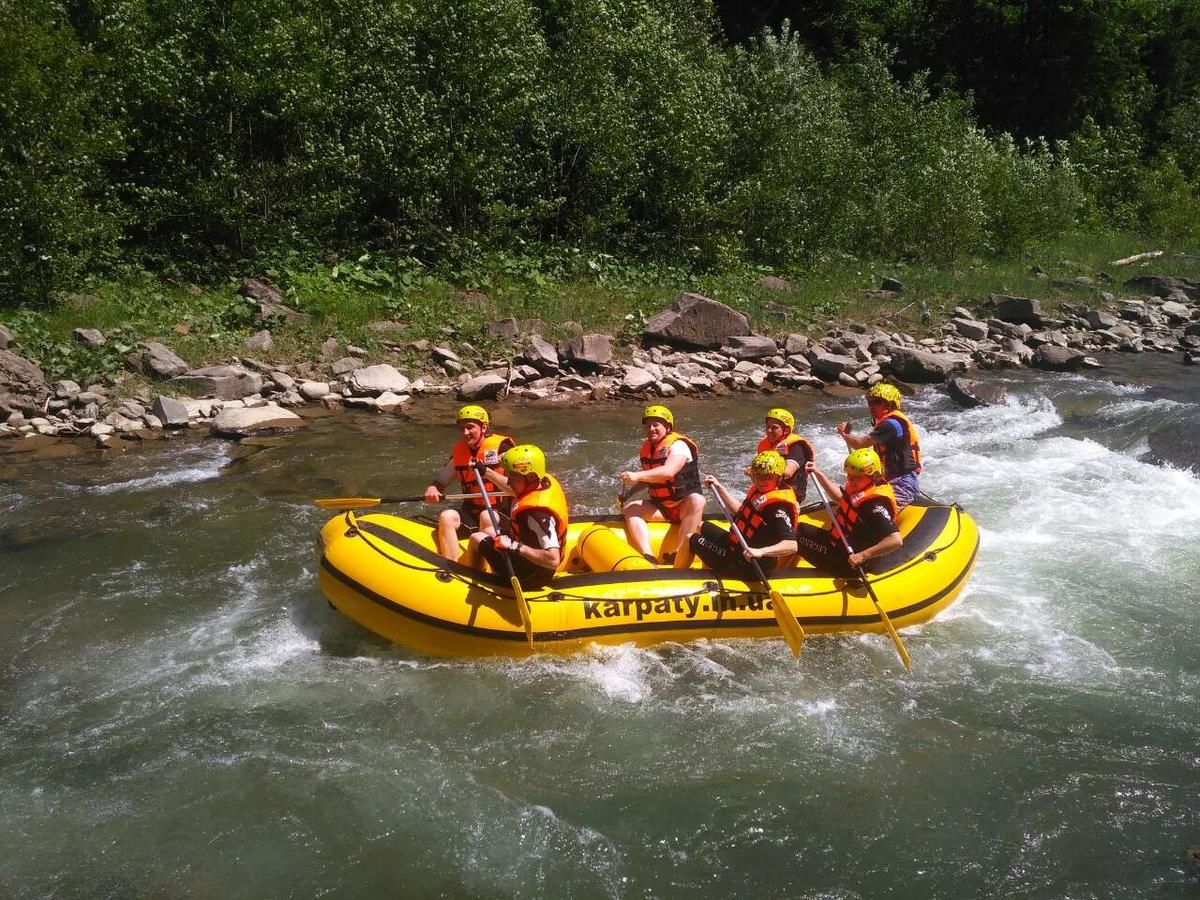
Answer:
[
  {"xmin": 989, "ymin": 294, "xmax": 1044, "ymax": 325},
  {"xmin": 299, "ymin": 381, "xmax": 330, "ymax": 401},
  {"xmin": 484, "ymin": 318, "xmax": 520, "ymax": 342},
  {"xmin": 330, "ymin": 357, "xmax": 360, "ymax": 376},
  {"xmin": 783, "ymin": 333, "xmax": 810, "ymax": 355},
  {"xmin": 137, "ymin": 342, "xmax": 190, "ymax": 380},
  {"xmin": 269, "ymin": 371, "xmax": 295, "ymax": 392},
  {"xmin": 806, "ymin": 349, "xmax": 858, "ymax": 381},
  {"xmin": 721, "ymin": 335, "xmax": 778, "ymax": 361},
  {"xmin": 210, "ymin": 404, "xmax": 307, "ymax": 438},
  {"xmin": 458, "ymin": 372, "xmax": 507, "ymax": 400},
  {"xmin": 951, "ymin": 317, "xmax": 989, "ymax": 341},
  {"xmin": 73, "ymin": 327, "xmax": 106, "ymax": 348},
  {"xmin": 240, "ymin": 278, "xmax": 312, "ymax": 325},
  {"xmin": 643, "ymin": 293, "xmax": 750, "ymax": 349},
  {"xmin": 524, "ymin": 335, "xmax": 560, "ymax": 373},
  {"xmin": 151, "ymin": 395, "xmax": 190, "ymax": 428},
  {"xmin": 244, "ymin": 329, "xmax": 273, "ymax": 352},
  {"xmin": 620, "ymin": 367, "xmax": 657, "ymax": 393},
  {"xmin": 1160, "ymin": 300, "xmax": 1192, "ymax": 323},
  {"xmin": 431, "ymin": 345, "xmax": 461, "ymax": 365},
  {"xmin": 1122, "ymin": 275, "xmax": 1199, "ymax": 300},
  {"xmin": 1084, "ymin": 309, "xmax": 1120, "ymax": 329},
  {"xmin": 564, "ymin": 334, "xmax": 614, "ymax": 371},
  {"xmin": 169, "ymin": 365, "xmax": 264, "ymax": 400},
  {"xmin": 886, "ymin": 347, "xmax": 969, "ymax": 383},
  {"xmin": 374, "ymin": 391, "xmax": 409, "ymax": 412},
  {"xmin": 1033, "ymin": 345, "xmax": 1087, "ymax": 372},
  {"xmin": 947, "ymin": 377, "xmax": 1007, "ymax": 408},
  {"xmin": 54, "ymin": 380, "xmax": 81, "ymax": 400},
  {"xmin": 758, "ymin": 275, "xmax": 791, "ymax": 291},
  {"xmin": 349, "ymin": 364, "xmax": 411, "ymax": 396},
  {"xmin": 0, "ymin": 324, "xmax": 10, "ymax": 350}
]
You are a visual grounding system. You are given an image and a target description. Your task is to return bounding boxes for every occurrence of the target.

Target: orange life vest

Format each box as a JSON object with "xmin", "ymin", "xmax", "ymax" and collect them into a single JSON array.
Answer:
[
  {"xmin": 639, "ymin": 432, "xmax": 701, "ymax": 503},
  {"xmin": 730, "ymin": 486, "xmax": 799, "ymax": 549},
  {"xmin": 832, "ymin": 482, "xmax": 899, "ymax": 547},
  {"xmin": 451, "ymin": 433, "xmax": 512, "ymax": 513},
  {"xmin": 872, "ymin": 411, "xmax": 922, "ymax": 479},
  {"xmin": 510, "ymin": 475, "xmax": 569, "ymax": 549},
  {"xmin": 756, "ymin": 432, "xmax": 813, "ymax": 490}
]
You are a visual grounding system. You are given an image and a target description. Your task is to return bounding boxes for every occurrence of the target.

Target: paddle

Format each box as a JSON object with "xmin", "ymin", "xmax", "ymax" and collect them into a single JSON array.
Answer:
[
  {"xmin": 314, "ymin": 492, "xmax": 506, "ymax": 510},
  {"xmin": 707, "ymin": 482, "xmax": 805, "ymax": 659},
  {"xmin": 809, "ymin": 475, "xmax": 912, "ymax": 672},
  {"xmin": 473, "ymin": 464, "xmax": 533, "ymax": 648}
]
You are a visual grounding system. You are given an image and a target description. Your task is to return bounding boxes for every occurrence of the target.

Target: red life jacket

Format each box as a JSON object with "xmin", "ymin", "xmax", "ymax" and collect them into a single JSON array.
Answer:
[
  {"xmin": 639, "ymin": 432, "xmax": 701, "ymax": 503},
  {"xmin": 730, "ymin": 486, "xmax": 799, "ymax": 550},
  {"xmin": 831, "ymin": 482, "xmax": 899, "ymax": 547},
  {"xmin": 510, "ymin": 475, "xmax": 569, "ymax": 550},
  {"xmin": 872, "ymin": 411, "xmax": 922, "ymax": 479},
  {"xmin": 451, "ymin": 433, "xmax": 512, "ymax": 514},
  {"xmin": 756, "ymin": 432, "xmax": 813, "ymax": 491}
]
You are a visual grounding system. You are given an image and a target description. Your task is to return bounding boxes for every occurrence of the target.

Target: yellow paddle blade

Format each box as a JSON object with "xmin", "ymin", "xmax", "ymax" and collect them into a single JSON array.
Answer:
[
  {"xmin": 314, "ymin": 497, "xmax": 383, "ymax": 510},
  {"xmin": 770, "ymin": 589, "xmax": 805, "ymax": 659},
  {"xmin": 511, "ymin": 576, "xmax": 533, "ymax": 648},
  {"xmin": 871, "ymin": 597, "xmax": 912, "ymax": 672}
]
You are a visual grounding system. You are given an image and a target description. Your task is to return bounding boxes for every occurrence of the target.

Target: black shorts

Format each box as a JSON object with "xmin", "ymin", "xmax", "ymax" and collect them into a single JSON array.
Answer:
[
  {"xmin": 689, "ymin": 521, "xmax": 777, "ymax": 580},
  {"xmin": 478, "ymin": 539, "xmax": 556, "ymax": 589}
]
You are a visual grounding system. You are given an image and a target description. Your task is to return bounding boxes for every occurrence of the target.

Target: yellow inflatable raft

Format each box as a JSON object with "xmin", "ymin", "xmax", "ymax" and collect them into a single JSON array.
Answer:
[{"xmin": 316, "ymin": 499, "xmax": 978, "ymax": 658}]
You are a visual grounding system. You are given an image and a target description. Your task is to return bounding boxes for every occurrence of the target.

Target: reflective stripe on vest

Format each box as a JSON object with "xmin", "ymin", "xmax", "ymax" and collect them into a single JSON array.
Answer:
[
  {"xmin": 452, "ymin": 433, "xmax": 512, "ymax": 511},
  {"xmin": 756, "ymin": 432, "xmax": 813, "ymax": 489},
  {"xmin": 639, "ymin": 432, "xmax": 701, "ymax": 502},
  {"xmin": 873, "ymin": 411, "xmax": 922, "ymax": 479},
  {"xmin": 511, "ymin": 475, "xmax": 569, "ymax": 546},
  {"xmin": 730, "ymin": 487, "xmax": 799, "ymax": 549},
  {"xmin": 832, "ymin": 482, "xmax": 899, "ymax": 545}
]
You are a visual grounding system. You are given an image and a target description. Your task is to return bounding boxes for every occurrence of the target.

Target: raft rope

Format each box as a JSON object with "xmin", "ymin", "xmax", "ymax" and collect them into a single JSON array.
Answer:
[{"xmin": 340, "ymin": 506, "xmax": 967, "ymax": 606}]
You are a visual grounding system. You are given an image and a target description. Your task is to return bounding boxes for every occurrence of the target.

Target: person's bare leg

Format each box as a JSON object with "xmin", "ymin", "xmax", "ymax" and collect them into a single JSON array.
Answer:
[
  {"xmin": 460, "ymin": 531, "xmax": 492, "ymax": 572},
  {"xmin": 673, "ymin": 494, "xmax": 706, "ymax": 569},
  {"xmin": 437, "ymin": 509, "xmax": 463, "ymax": 561},
  {"xmin": 621, "ymin": 499, "xmax": 660, "ymax": 558}
]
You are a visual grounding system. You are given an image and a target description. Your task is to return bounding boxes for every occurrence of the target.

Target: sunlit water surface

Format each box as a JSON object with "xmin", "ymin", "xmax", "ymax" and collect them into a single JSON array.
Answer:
[{"xmin": 2, "ymin": 367, "xmax": 1198, "ymax": 898}]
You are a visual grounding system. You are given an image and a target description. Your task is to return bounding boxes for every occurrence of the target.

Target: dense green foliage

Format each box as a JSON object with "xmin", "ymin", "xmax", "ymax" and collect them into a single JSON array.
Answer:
[{"xmin": 1, "ymin": 0, "xmax": 1197, "ymax": 305}]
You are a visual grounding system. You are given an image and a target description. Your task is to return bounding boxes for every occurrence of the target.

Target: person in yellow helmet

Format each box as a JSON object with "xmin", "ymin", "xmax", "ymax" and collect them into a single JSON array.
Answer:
[
  {"xmin": 462, "ymin": 444, "xmax": 568, "ymax": 588},
  {"xmin": 423, "ymin": 405, "xmax": 516, "ymax": 561},
  {"xmin": 618, "ymin": 404, "xmax": 705, "ymax": 567},
  {"xmin": 753, "ymin": 407, "xmax": 814, "ymax": 503},
  {"xmin": 837, "ymin": 382, "xmax": 923, "ymax": 509},
  {"xmin": 794, "ymin": 448, "xmax": 903, "ymax": 577},
  {"xmin": 676, "ymin": 450, "xmax": 799, "ymax": 577}
]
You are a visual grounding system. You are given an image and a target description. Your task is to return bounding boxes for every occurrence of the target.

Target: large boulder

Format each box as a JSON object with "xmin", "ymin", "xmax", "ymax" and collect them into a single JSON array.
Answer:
[
  {"xmin": 458, "ymin": 372, "xmax": 507, "ymax": 400},
  {"xmin": 947, "ymin": 377, "xmax": 1008, "ymax": 409},
  {"xmin": 210, "ymin": 404, "xmax": 307, "ymax": 438},
  {"xmin": 1033, "ymin": 345, "xmax": 1086, "ymax": 372},
  {"xmin": 988, "ymin": 294, "xmax": 1044, "ymax": 325},
  {"xmin": 721, "ymin": 335, "xmax": 778, "ymax": 361},
  {"xmin": 806, "ymin": 349, "xmax": 858, "ymax": 381},
  {"xmin": 151, "ymin": 395, "xmax": 191, "ymax": 428},
  {"xmin": 563, "ymin": 334, "xmax": 614, "ymax": 371},
  {"xmin": 135, "ymin": 342, "xmax": 190, "ymax": 379},
  {"xmin": 643, "ymin": 293, "xmax": 750, "ymax": 349},
  {"xmin": 0, "ymin": 349, "xmax": 49, "ymax": 417},
  {"xmin": 169, "ymin": 365, "xmax": 264, "ymax": 400},
  {"xmin": 348, "ymin": 364, "xmax": 411, "ymax": 396},
  {"xmin": 886, "ymin": 347, "xmax": 969, "ymax": 383},
  {"xmin": 524, "ymin": 335, "xmax": 560, "ymax": 374},
  {"xmin": 1122, "ymin": 275, "xmax": 1198, "ymax": 301}
]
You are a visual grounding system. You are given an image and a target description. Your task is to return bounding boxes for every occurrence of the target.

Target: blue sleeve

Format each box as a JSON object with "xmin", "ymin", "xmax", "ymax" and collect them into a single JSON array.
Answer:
[{"xmin": 868, "ymin": 419, "xmax": 903, "ymax": 444}]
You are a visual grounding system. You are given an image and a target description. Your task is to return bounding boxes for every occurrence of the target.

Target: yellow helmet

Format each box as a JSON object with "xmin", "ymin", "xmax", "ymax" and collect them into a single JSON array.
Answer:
[
  {"xmin": 866, "ymin": 383, "xmax": 902, "ymax": 408},
  {"xmin": 501, "ymin": 444, "xmax": 547, "ymax": 480},
  {"xmin": 750, "ymin": 450, "xmax": 787, "ymax": 478},
  {"xmin": 456, "ymin": 404, "xmax": 490, "ymax": 427},
  {"xmin": 844, "ymin": 447, "xmax": 883, "ymax": 478},
  {"xmin": 765, "ymin": 407, "xmax": 794, "ymax": 431},
  {"xmin": 642, "ymin": 405, "xmax": 674, "ymax": 427}
]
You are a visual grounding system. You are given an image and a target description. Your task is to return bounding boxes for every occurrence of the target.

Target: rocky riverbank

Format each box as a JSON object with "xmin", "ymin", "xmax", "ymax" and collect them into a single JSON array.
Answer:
[{"xmin": 1, "ymin": 273, "xmax": 1198, "ymax": 455}]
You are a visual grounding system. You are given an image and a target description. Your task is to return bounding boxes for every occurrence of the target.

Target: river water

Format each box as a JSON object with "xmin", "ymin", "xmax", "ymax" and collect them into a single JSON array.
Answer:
[{"xmin": 2, "ymin": 361, "xmax": 1199, "ymax": 899}]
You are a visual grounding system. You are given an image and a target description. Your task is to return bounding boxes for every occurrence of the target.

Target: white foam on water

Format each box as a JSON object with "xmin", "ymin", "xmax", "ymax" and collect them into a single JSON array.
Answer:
[{"xmin": 79, "ymin": 445, "xmax": 229, "ymax": 495}]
